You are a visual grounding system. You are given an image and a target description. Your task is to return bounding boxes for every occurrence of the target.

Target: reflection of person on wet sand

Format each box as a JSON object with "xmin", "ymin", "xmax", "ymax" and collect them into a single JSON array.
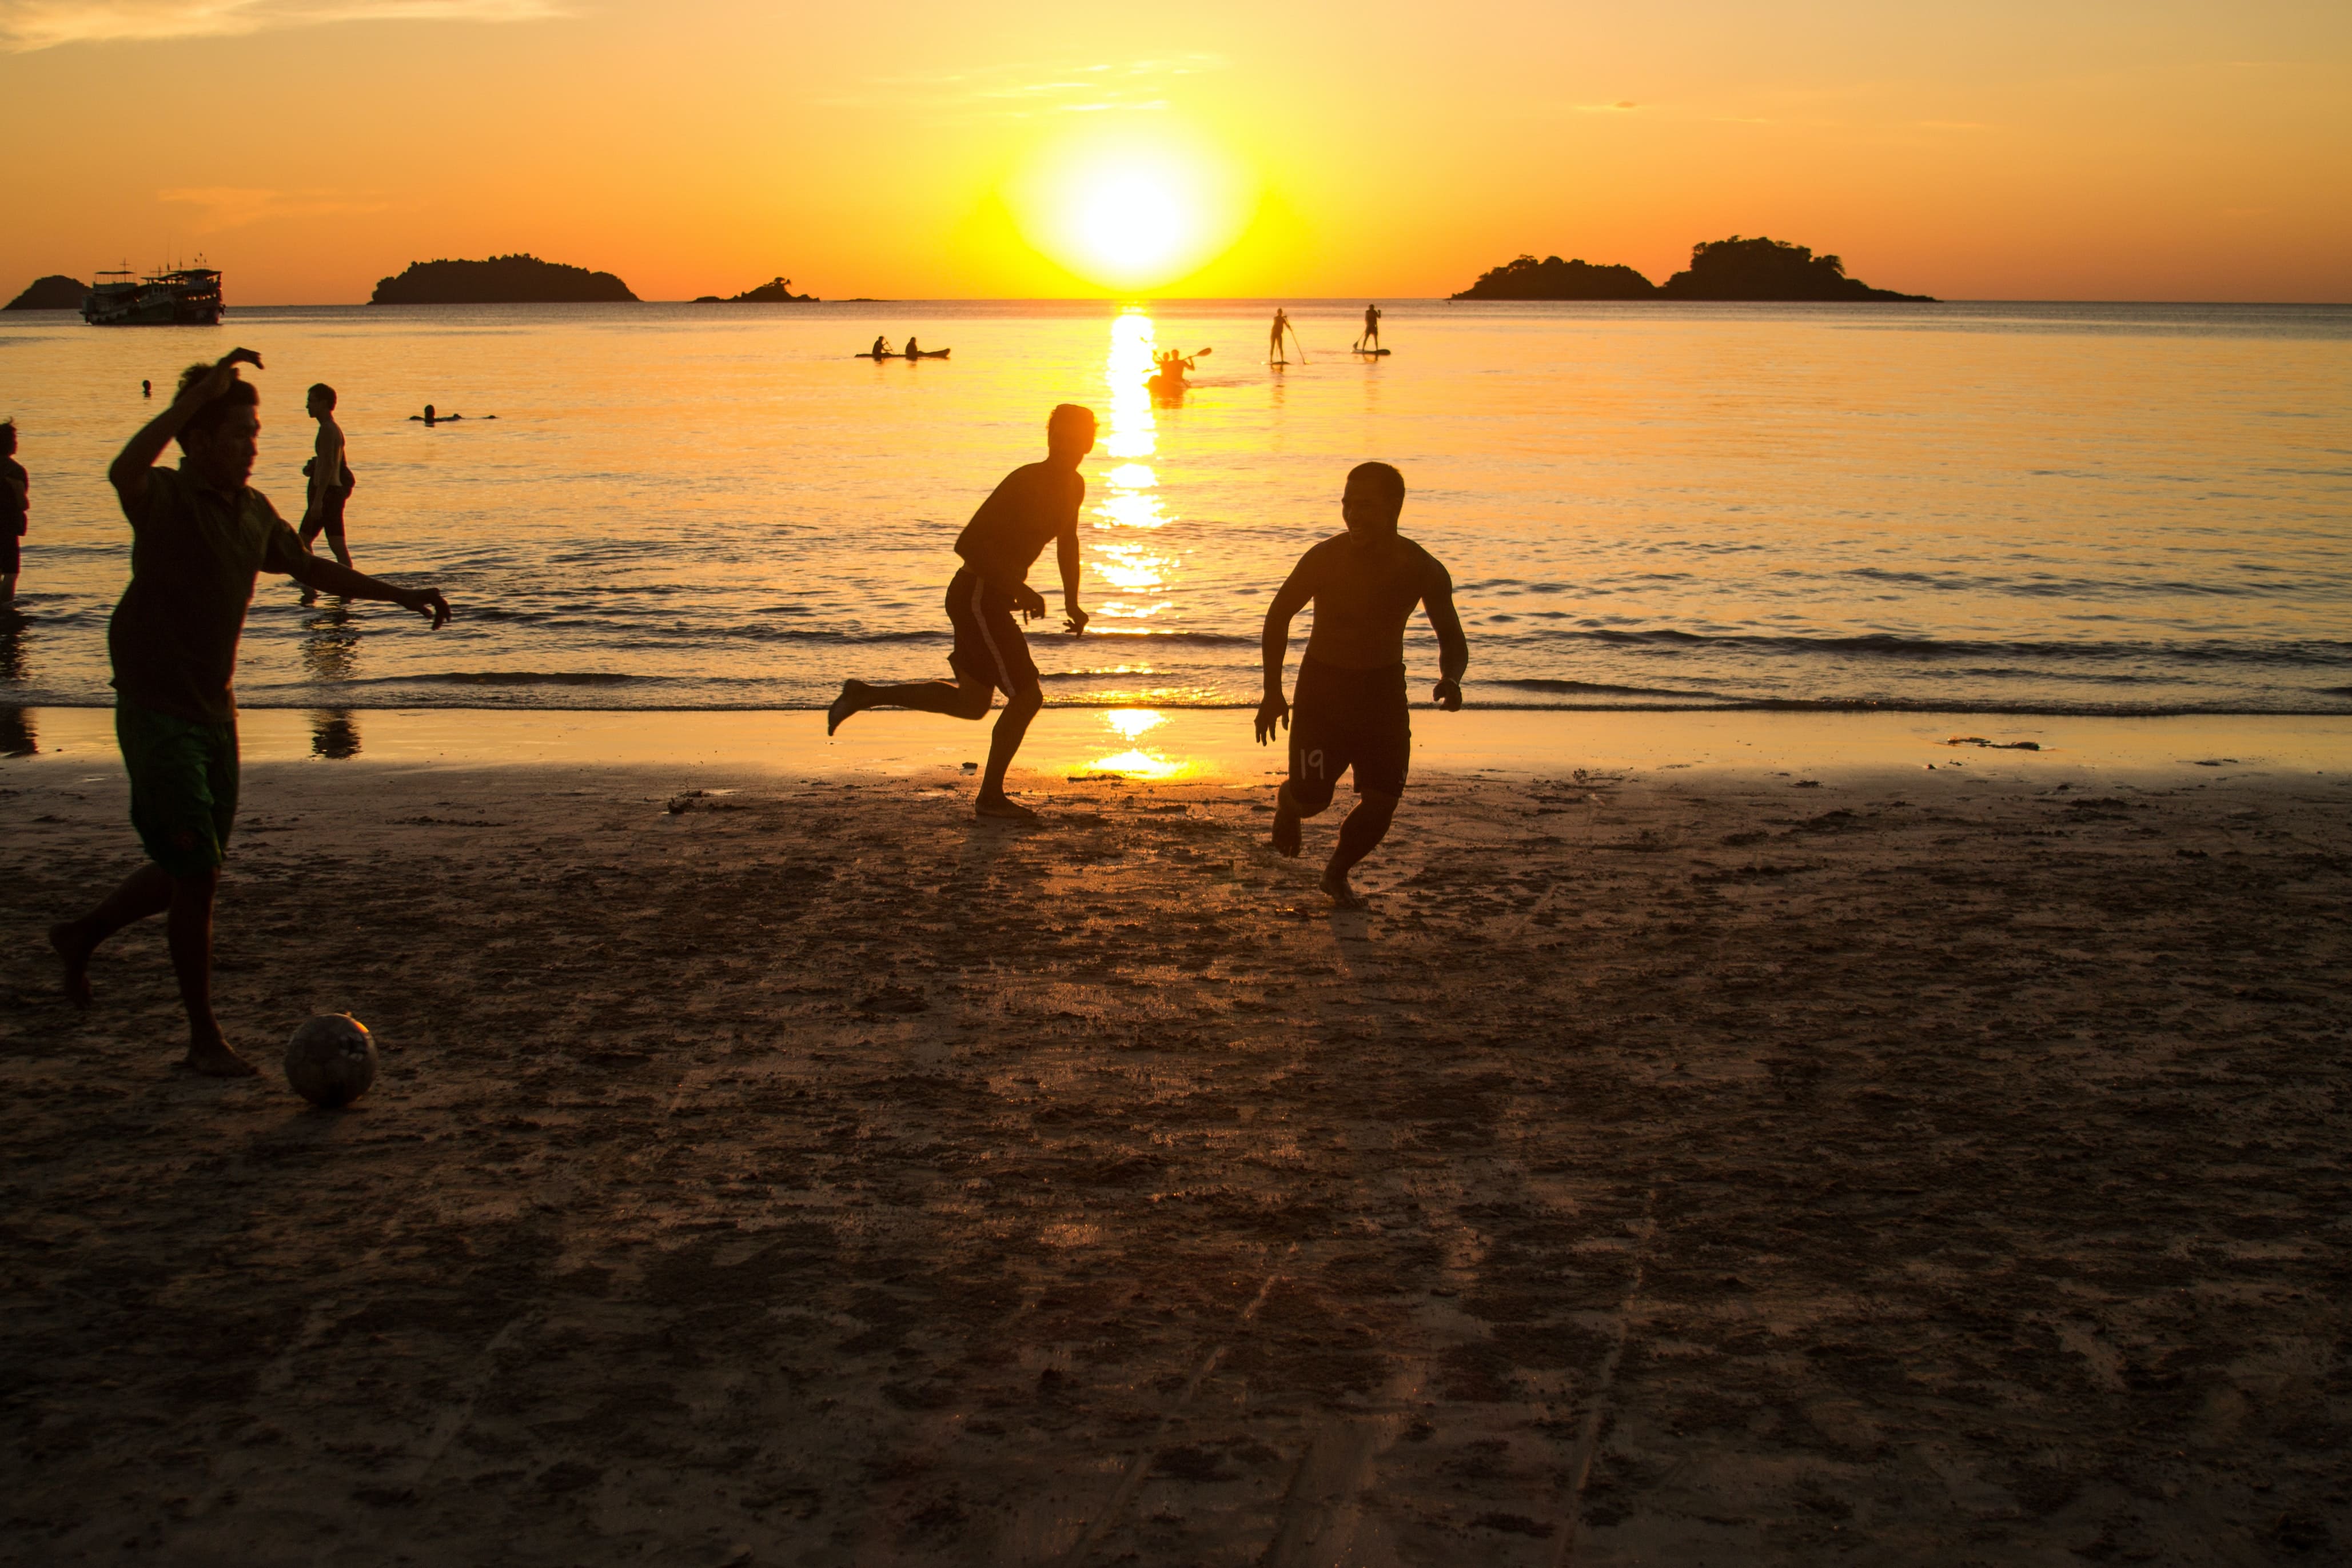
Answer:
[
  {"xmin": 827, "ymin": 404, "xmax": 1097, "ymax": 823},
  {"xmin": 48, "ymin": 350, "xmax": 455, "ymax": 1079},
  {"xmin": 1255, "ymin": 461, "xmax": 1467, "ymax": 907}
]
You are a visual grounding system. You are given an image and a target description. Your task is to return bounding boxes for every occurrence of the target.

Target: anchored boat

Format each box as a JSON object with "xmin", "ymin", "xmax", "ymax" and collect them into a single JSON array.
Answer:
[{"xmin": 82, "ymin": 267, "xmax": 224, "ymax": 326}]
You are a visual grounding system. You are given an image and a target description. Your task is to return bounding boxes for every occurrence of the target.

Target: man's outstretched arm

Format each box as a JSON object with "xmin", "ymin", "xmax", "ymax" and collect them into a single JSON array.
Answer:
[
  {"xmin": 1423, "ymin": 561, "xmax": 1468, "ymax": 711},
  {"xmin": 285, "ymin": 554, "xmax": 451, "ymax": 627},
  {"xmin": 1256, "ymin": 554, "xmax": 1318, "ymax": 744}
]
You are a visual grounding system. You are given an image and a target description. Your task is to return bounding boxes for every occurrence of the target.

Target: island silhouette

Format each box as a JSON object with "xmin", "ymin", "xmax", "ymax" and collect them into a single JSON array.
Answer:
[
  {"xmin": 692, "ymin": 276, "xmax": 819, "ymax": 304},
  {"xmin": 370, "ymin": 254, "xmax": 638, "ymax": 305},
  {"xmin": 5, "ymin": 276, "xmax": 90, "ymax": 310},
  {"xmin": 1453, "ymin": 236, "xmax": 1933, "ymax": 301}
]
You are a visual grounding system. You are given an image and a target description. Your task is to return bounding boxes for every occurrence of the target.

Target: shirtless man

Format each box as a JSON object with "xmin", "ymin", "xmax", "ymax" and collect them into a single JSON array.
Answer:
[
  {"xmin": 827, "ymin": 403, "xmax": 1096, "ymax": 821},
  {"xmin": 1361, "ymin": 302, "xmax": 1382, "ymax": 350},
  {"xmin": 1, "ymin": 419, "xmax": 25, "ymax": 603},
  {"xmin": 1255, "ymin": 461, "xmax": 1467, "ymax": 906},
  {"xmin": 297, "ymin": 382, "xmax": 352, "ymax": 602}
]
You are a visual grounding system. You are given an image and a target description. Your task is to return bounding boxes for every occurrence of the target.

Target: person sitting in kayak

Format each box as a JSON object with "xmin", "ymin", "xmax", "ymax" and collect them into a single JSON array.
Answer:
[
  {"xmin": 1154, "ymin": 349, "xmax": 1194, "ymax": 381},
  {"xmin": 904, "ymin": 336, "xmax": 921, "ymax": 357},
  {"xmin": 871, "ymin": 335, "xmax": 893, "ymax": 357}
]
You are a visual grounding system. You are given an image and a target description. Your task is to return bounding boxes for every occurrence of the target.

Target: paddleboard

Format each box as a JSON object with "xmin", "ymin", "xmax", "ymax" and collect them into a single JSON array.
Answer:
[{"xmin": 1353, "ymin": 347, "xmax": 1393, "ymax": 356}]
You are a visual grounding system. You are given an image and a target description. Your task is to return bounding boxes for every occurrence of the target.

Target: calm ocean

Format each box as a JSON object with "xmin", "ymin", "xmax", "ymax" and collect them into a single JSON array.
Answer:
[{"xmin": 2, "ymin": 299, "xmax": 2346, "ymax": 716}]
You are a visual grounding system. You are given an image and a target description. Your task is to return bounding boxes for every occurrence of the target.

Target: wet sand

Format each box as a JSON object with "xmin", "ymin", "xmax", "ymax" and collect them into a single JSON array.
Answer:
[{"xmin": 3, "ymin": 740, "xmax": 2348, "ymax": 1565}]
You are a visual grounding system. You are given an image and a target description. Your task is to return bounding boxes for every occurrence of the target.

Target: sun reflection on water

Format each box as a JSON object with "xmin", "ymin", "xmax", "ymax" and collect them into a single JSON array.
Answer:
[{"xmin": 1090, "ymin": 312, "xmax": 1178, "ymax": 668}]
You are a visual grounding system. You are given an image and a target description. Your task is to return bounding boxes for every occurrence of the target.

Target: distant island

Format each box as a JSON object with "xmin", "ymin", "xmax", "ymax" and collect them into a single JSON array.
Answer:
[
  {"xmin": 1452, "ymin": 236, "xmax": 1933, "ymax": 302},
  {"xmin": 5, "ymin": 275, "xmax": 89, "ymax": 310},
  {"xmin": 370, "ymin": 254, "xmax": 638, "ymax": 305},
  {"xmin": 692, "ymin": 276, "xmax": 819, "ymax": 304}
]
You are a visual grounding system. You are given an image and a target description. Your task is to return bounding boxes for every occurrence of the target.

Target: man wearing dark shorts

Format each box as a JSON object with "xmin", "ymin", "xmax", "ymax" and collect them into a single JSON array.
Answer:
[
  {"xmin": 47, "ymin": 350, "xmax": 452, "ymax": 1078},
  {"xmin": 1255, "ymin": 461, "xmax": 1468, "ymax": 906},
  {"xmin": 296, "ymin": 381, "xmax": 353, "ymax": 603},
  {"xmin": 827, "ymin": 403, "xmax": 1095, "ymax": 821}
]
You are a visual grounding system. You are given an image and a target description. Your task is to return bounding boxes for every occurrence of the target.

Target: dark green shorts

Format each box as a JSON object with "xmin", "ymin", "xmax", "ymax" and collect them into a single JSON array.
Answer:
[{"xmin": 117, "ymin": 703, "xmax": 238, "ymax": 879}]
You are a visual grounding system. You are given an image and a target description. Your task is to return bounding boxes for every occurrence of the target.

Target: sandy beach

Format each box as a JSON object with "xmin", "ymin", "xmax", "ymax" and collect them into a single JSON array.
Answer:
[{"xmin": 3, "ymin": 716, "xmax": 2348, "ymax": 1565}]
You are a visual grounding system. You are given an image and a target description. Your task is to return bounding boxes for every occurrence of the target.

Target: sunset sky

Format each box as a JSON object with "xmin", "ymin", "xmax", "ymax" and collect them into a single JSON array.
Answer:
[{"xmin": 2, "ymin": 1, "xmax": 2346, "ymax": 303}]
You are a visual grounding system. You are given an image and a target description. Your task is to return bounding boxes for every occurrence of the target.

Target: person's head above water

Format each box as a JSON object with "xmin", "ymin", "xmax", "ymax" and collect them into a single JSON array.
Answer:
[
  {"xmin": 174, "ymin": 361, "xmax": 261, "ymax": 488},
  {"xmin": 1046, "ymin": 402, "xmax": 1098, "ymax": 465},
  {"xmin": 306, "ymin": 382, "xmax": 337, "ymax": 417},
  {"xmin": 1341, "ymin": 461, "xmax": 1405, "ymax": 543}
]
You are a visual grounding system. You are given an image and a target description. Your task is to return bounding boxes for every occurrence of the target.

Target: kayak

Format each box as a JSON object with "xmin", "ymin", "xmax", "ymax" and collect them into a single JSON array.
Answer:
[
  {"xmin": 1146, "ymin": 373, "xmax": 1187, "ymax": 394},
  {"xmin": 852, "ymin": 349, "xmax": 952, "ymax": 359}
]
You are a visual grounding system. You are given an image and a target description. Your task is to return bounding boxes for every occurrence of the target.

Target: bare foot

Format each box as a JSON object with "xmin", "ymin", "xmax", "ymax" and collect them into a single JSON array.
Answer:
[
  {"xmin": 1320, "ymin": 865, "xmax": 1368, "ymax": 908},
  {"xmin": 180, "ymin": 1034, "xmax": 260, "ymax": 1078},
  {"xmin": 1271, "ymin": 791, "xmax": 1302, "ymax": 858},
  {"xmin": 48, "ymin": 922, "xmax": 93, "ymax": 1008},
  {"xmin": 827, "ymin": 680, "xmax": 867, "ymax": 737},
  {"xmin": 975, "ymin": 793, "xmax": 1039, "ymax": 823}
]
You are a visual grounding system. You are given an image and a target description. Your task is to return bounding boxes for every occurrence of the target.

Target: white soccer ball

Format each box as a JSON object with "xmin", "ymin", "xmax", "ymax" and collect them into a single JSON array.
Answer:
[{"xmin": 284, "ymin": 1013, "xmax": 378, "ymax": 1108}]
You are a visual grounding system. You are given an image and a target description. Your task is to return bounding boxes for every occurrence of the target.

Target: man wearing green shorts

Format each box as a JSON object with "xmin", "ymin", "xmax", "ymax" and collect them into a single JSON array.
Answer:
[{"xmin": 49, "ymin": 350, "xmax": 452, "ymax": 1077}]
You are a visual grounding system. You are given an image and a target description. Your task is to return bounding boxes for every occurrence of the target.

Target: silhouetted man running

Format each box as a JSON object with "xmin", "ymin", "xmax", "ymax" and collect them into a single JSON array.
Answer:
[
  {"xmin": 1255, "ymin": 461, "xmax": 1466, "ymax": 906},
  {"xmin": 828, "ymin": 403, "xmax": 1097, "ymax": 821}
]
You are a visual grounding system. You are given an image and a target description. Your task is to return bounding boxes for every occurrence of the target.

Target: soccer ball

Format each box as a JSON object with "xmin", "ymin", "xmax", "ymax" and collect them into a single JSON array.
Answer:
[{"xmin": 285, "ymin": 1013, "xmax": 378, "ymax": 1108}]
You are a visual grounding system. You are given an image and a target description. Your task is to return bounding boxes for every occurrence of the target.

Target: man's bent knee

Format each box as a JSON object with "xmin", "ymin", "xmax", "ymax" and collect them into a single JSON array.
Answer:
[{"xmin": 1287, "ymin": 777, "xmax": 1336, "ymax": 816}]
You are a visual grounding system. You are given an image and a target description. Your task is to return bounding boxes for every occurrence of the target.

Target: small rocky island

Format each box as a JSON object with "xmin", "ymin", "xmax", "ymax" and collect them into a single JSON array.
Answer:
[
  {"xmin": 370, "ymin": 254, "xmax": 638, "ymax": 305},
  {"xmin": 5, "ymin": 275, "xmax": 90, "ymax": 310},
  {"xmin": 1453, "ymin": 236, "xmax": 1932, "ymax": 302},
  {"xmin": 692, "ymin": 276, "xmax": 819, "ymax": 304}
]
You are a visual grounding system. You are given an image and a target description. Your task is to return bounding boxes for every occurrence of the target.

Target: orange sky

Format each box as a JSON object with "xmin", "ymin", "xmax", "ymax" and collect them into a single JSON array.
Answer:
[{"xmin": 2, "ymin": 1, "xmax": 2347, "ymax": 302}]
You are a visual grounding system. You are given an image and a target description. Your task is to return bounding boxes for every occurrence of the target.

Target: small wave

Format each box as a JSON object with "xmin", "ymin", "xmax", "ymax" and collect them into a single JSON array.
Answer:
[{"xmin": 1490, "ymin": 677, "xmax": 1719, "ymax": 700}]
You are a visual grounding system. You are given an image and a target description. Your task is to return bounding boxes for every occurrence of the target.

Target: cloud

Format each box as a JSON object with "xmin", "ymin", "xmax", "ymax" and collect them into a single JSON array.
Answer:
[
  {"xmin": 2, "ymin": 0, "xmax": 561, "ymax": 51},
  {"xmin": 158, "ymin": 185, "xmax": 392, "ymax": 231},
  {"xmin": 815, "ymin": 55, "xmax": 1223, "ymax": 117}
]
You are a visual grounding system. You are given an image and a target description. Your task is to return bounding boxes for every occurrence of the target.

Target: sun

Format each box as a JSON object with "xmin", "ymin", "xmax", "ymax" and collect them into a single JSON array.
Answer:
[{"xmin": 1007, "ymin": 130, "xmax": 1253, "ymax": 292}]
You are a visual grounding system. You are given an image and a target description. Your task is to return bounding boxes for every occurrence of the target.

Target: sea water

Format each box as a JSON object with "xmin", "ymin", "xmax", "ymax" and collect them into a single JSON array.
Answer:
[{"xmin": 1, "ymin": 299, "xmax": 2346, "ymax": 717}]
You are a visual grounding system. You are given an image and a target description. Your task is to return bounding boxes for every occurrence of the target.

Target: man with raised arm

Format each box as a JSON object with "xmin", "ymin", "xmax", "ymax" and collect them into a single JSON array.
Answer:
[
  {"xmin": 1255, "ymin": 461, "xmax": 1468, "ymax": 907},
  {"xmin": 49, "ymin": 350, "xmax": 453, "ymax": 1078},
  {"xmin": 827, "ymin": 403, "xmax": 1095, "ymax": 822}
]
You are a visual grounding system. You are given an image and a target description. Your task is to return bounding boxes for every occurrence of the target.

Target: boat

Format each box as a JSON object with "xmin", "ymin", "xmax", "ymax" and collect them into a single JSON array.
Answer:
[
  {"xmin": 83, "ymin": 267, "xmax": 224, "ymax": 326},
  {"xmin": 852, "ymin": 348, "xmax": 951, "ymax": 360},
  {"xmin": 1146, "ymin": 373, "xmax": 1187, "ymax": 396}
]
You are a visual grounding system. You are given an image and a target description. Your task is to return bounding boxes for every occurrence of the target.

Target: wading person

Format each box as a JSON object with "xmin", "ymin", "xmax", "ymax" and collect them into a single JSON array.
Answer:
[
  {"xmin": 49, "ymin": 351, "xmax": 452, "ymax": 1077},
  {"xmin": 296, "ymin": 381, "xmax": 353, "ymax": 603},
  {"xmin": 1, "ymin": 419, "xmax": 24, "ymax": 603},
  {"xmin": 827, "ymin": 403, "xmax": 1096, "ymax": 822},
  {"xmin": 1255, "ymin": 461, "xmax": 1467, "ymax": 907}
]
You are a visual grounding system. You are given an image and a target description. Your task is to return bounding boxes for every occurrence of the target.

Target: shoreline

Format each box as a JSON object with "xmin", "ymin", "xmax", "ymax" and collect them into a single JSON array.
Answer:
[{"xmin": 7, "ymin": 704, "xmax": 2351, "ymax": 782}]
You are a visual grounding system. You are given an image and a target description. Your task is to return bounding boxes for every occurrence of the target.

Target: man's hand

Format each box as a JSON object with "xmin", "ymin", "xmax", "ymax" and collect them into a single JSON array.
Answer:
[
  {"xmin": 1255, "ymin": 691, "xmax": 1290, "ymax": 746},
  {"xmin": 1433, "ymin": 677, "xmax": 1463, "ymax": 712},
  {"xmin": 1012, "ymin": 584, "xmax": 1048, "ymax": 620},
  {"xmin": 1064, "ymin": 604, "xmax": 1090, "ymax": 635},
  {"xmin": 174, "ymin": 349, "xmax": 262, "ymax": 411},
  {"xmin": 398, "ymin": 587, "xmax": 452, "ymax": 629}
]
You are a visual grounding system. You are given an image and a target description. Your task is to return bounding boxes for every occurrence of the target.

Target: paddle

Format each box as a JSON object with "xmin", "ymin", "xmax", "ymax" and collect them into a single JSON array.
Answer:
[{"xmin": 1287, "ymin": 321, "xmax": 1309, "ymax": 365}]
